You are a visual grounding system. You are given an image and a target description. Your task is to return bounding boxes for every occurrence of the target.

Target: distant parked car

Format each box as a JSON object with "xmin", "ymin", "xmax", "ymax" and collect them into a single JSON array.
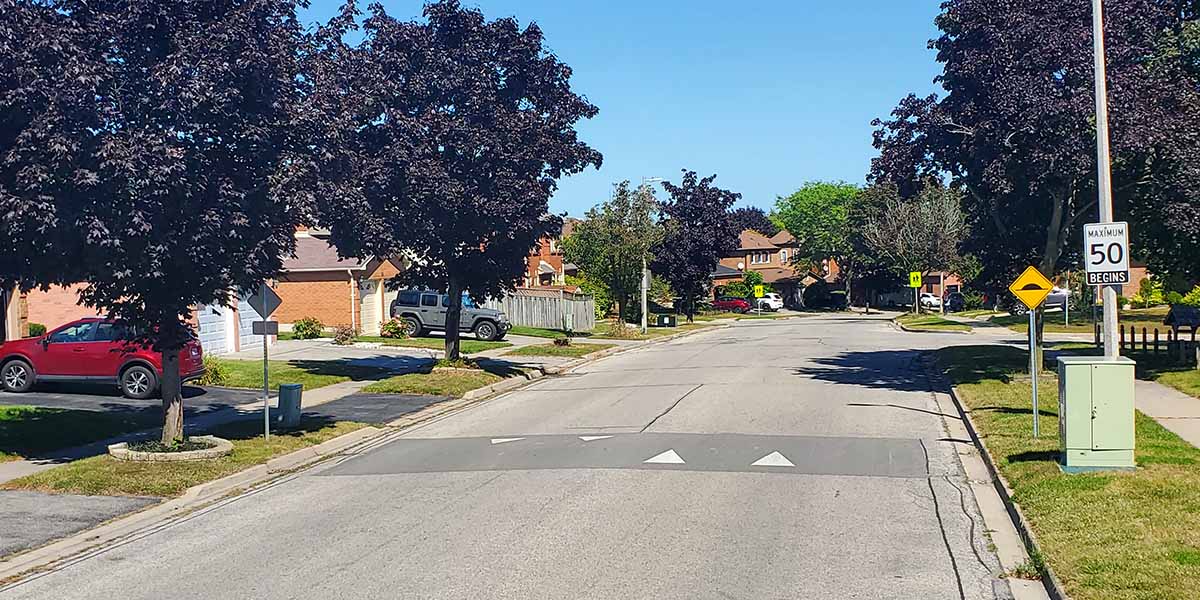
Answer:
[
  {"xmin": 919, "ymin": 293, "xmax": 942, "ymax": 309},
  {"xmin": 757, "ymin": 293, "xmax": 784, "ymax": 312},
  {"xmin": 0, "ymin": 317, "xmax": 205, "ymax": 399},
  {"xmin": 945, "ymin": 292, "xmax": 966, "ymax": 313},
  {"xmin": 391, "ymin": 289, "xmax": 509, "ymax": 341},
  {"xmin": 1045, "ymin": 287, "xmax": 1070, "ymax": 309},
  {"xmin": 712, "ymin": 296, "xmax": 752, "ymax": 313}
]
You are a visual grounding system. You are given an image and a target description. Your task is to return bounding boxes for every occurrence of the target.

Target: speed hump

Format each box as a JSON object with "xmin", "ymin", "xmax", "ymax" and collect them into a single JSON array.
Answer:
[{"xmin": 1008, "ymin": 266, "xmax": 1054, "ymax": 310}]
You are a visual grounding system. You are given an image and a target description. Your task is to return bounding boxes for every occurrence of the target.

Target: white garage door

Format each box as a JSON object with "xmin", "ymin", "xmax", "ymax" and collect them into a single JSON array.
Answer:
[{"xmin": 360, "ymin": 280, "xmax": 380, "ymax": 336}]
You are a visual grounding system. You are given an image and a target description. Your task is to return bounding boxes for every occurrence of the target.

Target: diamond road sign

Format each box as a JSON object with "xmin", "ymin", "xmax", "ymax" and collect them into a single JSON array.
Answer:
[
  {"xmin": 1008, "ymin": 266, "xmax": 1054, "ymax": 310},
  {"xmin": 248, "ymin": 285, "xmax": 282, "ymax": 319},
  {"xmin": 1084, "ymin": 222, "xmax": 1130, "ymax": 286}
]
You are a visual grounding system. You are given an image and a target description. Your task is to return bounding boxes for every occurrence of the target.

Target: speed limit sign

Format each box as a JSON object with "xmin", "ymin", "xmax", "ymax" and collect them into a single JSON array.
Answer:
[{"xmin": 1084, "ymin": 222, "xmax": 1130, "ymax": 285}]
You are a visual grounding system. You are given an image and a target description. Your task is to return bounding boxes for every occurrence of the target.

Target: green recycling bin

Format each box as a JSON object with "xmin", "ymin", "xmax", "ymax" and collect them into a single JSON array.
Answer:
[
  {"xmin": 656, "ymin": 314, "xmax": 677, "ymax": 328},
  {"xmin": 278, "ymin": 383, "xmax": 303, "ymax": 428}
]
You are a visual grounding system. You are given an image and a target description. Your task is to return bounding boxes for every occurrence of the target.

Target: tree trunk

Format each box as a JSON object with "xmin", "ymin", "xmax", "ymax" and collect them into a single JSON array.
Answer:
[
  {"xmin": 445, "ymin": 277, "xmax": 463, "ymax": 362},
  {"xmin": 160, "ymin": 334, "xmax": 184, "ymax": 444}
]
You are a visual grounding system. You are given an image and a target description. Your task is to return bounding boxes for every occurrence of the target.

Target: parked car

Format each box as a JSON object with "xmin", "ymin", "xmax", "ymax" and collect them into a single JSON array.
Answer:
[
  {"xmin": 757, "ymin": 293, "xmax": 785, "ymax": 312},
  {"xmin": 0, "ymin": 317, "xmax": 205, "ymax": 399},
  {"xmin": 391, "ymin": 289, "xmax": 510, "ymax": 341},
  {"xmin": 1045, "ymin": 287, "xmax": 1070, "ymax": 309},
  {"xmin": 712, "ymin": 296, "xmax": 752, "ymax": 313},
  {"xmin": 945, "ymin": 292, "xmax": 966, "ymax": 313},
  {"xmin": 919, "ymin": 293, "xmax": 942, "ymax": 309}
]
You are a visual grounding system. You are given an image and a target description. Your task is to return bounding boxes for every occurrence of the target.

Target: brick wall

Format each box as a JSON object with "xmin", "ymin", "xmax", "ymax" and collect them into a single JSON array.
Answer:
[
  {"xmin": 274, "ymin": 273, "xmax": 357, "ymax": 328},
  {"xmin": 25, "ymin": 284, "xmax": 93, "ymax": 330}
]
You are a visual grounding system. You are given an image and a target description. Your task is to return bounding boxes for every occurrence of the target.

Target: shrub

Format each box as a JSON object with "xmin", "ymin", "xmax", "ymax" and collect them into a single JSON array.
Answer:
[
  {"xmin": 292, "ymin": 317, "xmax": 324, "ymax": 340},
  {"xmin": 380, "ymin": 318, "xmax": 409, "ymax": 339},
  {"xmin": 1166, "ymin": 291, "xmax": 1184, "ymax": 306},
  {"xmin": 553, "ymin": 337, "xmax": 572, "ymax": 347},
  {"xmin": 332, "ymin": 324, "xmax": 358, "ymax": 345},
  {"xmin": 27, "ymin": 323, "xmax": 46, "ymax": 337},
  {"xmin": 604, "ymin": 320, "xmax": 639, "ymax": 339},
  {"xmin": 962, "ymin": 291, "xmax": 985, "ymax": 311},
  {"xmin": 1182, "ymin": 285, "xmax": 1200, "ymax": 307},
  {"xmin": 1131, "ymin": 277, "xmax": 1165, "ymax": 308},
  {"xmin": 1115, "ymin": 295, "xmax": 1129, "ymax": 309},
  {"xmin": 197, "ymin": 355, "xmax": 228, "ymax": 387}
]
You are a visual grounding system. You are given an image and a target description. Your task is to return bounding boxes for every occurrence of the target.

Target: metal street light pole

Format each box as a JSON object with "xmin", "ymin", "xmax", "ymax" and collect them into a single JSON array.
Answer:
[
  {"xmin": 1092, "ymin": 0, "xmax": 1120, "ymax": 360},
  {"xmin": 640, "ymin": 177, "xmax": 663, "ymax": 334}
]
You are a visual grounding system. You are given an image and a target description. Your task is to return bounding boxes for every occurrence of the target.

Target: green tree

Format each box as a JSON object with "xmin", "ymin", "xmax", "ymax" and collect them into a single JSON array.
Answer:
[
  {"xmin": 723, "ymin": 271, "xmax": 766, "ymax": 300},
  {"xmin": 563, "ymin": 182, "xmax": 662, "ymax": 322},
  {"xmin": 774, "ymin": 182, "xmax": 862, "ymax": 301}
]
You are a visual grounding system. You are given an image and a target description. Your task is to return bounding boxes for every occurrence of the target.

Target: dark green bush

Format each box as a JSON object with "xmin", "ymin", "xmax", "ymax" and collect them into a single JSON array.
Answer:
[
  {"xmin": 292, "ymin": 317, "xmax": 324, "ymax": 339},
  {"xmin": 28, "ymin": 323, "xmax": 47, "ymax": 337}
]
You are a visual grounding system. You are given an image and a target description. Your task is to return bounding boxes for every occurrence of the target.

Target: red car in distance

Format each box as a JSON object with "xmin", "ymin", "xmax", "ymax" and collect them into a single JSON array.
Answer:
[
  {"xmin": 712, "ymin": 296, "xmax": 752, "ymax": 313},
  {"xmin": 0, "ymin": 318, "xmax": 204, "ymax": 399}
]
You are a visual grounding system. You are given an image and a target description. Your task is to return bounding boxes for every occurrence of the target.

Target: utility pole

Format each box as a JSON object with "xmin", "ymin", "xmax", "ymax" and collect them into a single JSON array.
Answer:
[
  {"xmin": 1093, "ymin": 0, "xmax": 1119, "ymax": 360},
  {"xmin": 640, "ymin": 177, "xmax": 663, "ymax": 334}
]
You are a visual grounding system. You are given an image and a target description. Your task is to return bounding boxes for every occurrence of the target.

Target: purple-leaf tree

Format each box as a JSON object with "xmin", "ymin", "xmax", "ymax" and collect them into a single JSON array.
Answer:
[
  {"xmin": 651, "ymin": 171, "xmax": 740, "ymax": 322},
  {"xmin": 305, "ymin": 0, "xmax": 601, "ymax": 361},
  {"xmin": 871, "ymin": 0, "xmax": 1200, "ymax": 293},
  {"xmin": 0, "ymin": 0, "xmax": 308, "ymax": 442}
]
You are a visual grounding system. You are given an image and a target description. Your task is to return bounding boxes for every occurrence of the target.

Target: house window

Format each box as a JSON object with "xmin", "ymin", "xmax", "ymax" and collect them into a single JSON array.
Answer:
[
  {"xmin": 779, "ymin": 250, "xmax": 788, "ymax": 263},
  {"xmin": 750, "ymin": 252, "xmax": 771, "ymax": 265}
]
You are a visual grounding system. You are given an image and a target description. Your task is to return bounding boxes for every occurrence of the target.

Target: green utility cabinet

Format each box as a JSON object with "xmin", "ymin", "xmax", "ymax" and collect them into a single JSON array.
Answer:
[{"xmin": 1057, "ymin": 356, "xmax": 1136, "ymax": 471}]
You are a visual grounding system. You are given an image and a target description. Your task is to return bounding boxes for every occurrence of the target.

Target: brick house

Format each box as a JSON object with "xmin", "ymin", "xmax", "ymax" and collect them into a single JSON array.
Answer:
[
  {"xmin": 274, "ymin": 230, "xmax": 406, "ymax": 337},
  {"xmin": 712, "ymin": 229, "xmax": 836, "ymax": 306},
  {"xmin": 523, "ymin": 217, "xmax": 580, "ymax": 288},
  {"xmin": 1, "ymin": 287, "xmax": 25, "ymax": 343}
]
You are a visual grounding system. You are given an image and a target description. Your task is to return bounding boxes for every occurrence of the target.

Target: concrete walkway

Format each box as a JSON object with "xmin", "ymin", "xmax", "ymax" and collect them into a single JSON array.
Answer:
[{"xmin": 1136, "ymin": 379, "xmax": 1200, "ymax": 448}]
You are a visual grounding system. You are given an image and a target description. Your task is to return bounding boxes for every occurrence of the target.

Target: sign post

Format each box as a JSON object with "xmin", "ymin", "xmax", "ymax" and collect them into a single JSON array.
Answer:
[
  {"xmin": 249, "ymin": 284, "xmax": 283, "ymax": 440},
  {"xmin": 908, "ymin": 272, "xmax": 923, "ymax": 314},
  {"xmin": 1009, "ymin": 266, "xmax": 1055, "ymax": 438}
]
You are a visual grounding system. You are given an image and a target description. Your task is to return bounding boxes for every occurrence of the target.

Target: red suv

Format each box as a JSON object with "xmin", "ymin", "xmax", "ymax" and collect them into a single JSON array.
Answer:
[
  {"xmin": 712, "ymin": 296, "xmax": 752, "ymax": 313},
  {"xmin": 0, "ymin": 318, "xmax": 204, "ymax": 399}
]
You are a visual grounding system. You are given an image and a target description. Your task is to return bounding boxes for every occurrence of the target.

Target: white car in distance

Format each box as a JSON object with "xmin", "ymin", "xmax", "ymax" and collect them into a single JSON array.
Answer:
[{"xmin": 757, "ymin": 293, "xmax": 785, "ymax": 311}]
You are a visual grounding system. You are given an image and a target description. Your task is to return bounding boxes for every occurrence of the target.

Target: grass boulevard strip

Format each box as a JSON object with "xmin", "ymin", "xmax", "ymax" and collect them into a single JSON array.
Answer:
[{"xmin": 936, "ymin": 345, "xmax": 1200, "ymax": 600}]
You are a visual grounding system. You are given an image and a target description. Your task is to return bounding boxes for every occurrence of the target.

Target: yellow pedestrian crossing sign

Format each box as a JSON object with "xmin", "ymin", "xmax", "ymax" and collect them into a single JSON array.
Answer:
[
  {"xmin": 1009, "ymin": 266, "xmax": 1054, "ymax": 310},
  {"xmin": 754, "ymin": 285, "xmax": 765, "ymax": 298},
  {"xmin": 908, "ymin": 272, "xmax": 922, "ymax": 288}
]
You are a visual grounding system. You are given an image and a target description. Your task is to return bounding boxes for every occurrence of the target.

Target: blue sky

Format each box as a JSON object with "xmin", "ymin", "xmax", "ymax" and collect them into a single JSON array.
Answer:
[{"xmin": 300, "ymin": 1, "xmax": 944, "ymax": 216}]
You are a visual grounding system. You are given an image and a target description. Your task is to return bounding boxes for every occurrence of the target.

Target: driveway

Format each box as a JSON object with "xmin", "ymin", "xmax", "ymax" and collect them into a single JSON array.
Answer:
[
  {"xmin": 0, "ymin": 314, "xmax": 1012, "ymax": 600},
  {"xmin": 0, "ymin": 384, "xmax": 260, "ymax": 417}
]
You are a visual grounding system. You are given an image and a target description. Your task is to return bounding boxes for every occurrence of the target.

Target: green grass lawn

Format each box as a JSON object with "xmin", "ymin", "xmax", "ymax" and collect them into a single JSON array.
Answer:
[
  {"xmin": 937, "ymin": 345, "xmax": 1200, "ymax": 600},
  {"xmin": 505, "ymin": 325, "xmax": 597, "ymax": 339},
  {"xmin": 204, "ymin": 358, "xmax": 390, "ymax": 391},
  {"xmin": 360, "ymin": 369, "xmax": 502, "ymax": 397},
  {"xmin": 692, "ymin": 312, "xmax": 744, "ymax": 321},
  {"xmin": 955, "ymin": 309, "xmax": 1003, "ymax": 319},
  {"xmin": 0, "ymin": 406, "xmax": 161, "ymax": 462},
  {"xmin": 895, "ymin": 313, "xmax": 972, "ymax": 332},
  {"xmin": 354, "ymin": 336, "xmax": 512, "ymax": 354},
  {"xmin": 277, "ymin": 331, "xmax": 331, "ymax": 341},
  {"xmin": 505, "ymin": 342, "xmax": 616, "ymax": 358},
  {"xmin": 0, "ymin": 418, "xmax": 366, "ymax": 497},
  {"xmin": 990, "ymin": 306, "xmax": 1170, "ymax": 335},
  {"xmin": 587, "ymin": 320, "xmax": 711, "ymax": 340}
]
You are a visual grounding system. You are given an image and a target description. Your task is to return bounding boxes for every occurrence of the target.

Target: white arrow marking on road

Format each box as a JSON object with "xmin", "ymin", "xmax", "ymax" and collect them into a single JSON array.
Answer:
[
  {"xmin": 490, "ymin": 438, "xmax": 525, "ymax": 445},
  {"xmin": 579, "ymin": 435, "xmax": 613, "ymax": 442},
  {"xmin": 751, "ymin": 451, "xmax": 795, "ymax": 468},
  {"xmin": 643, "ymin": 449, "xmax": 685, "ymax": 464}
]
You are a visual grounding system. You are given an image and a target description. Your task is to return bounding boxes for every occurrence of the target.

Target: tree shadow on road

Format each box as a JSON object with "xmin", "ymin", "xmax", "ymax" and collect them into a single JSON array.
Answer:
[{"xmin": 791, "ymin": 349, "xmax": 933, "ymax": 393}]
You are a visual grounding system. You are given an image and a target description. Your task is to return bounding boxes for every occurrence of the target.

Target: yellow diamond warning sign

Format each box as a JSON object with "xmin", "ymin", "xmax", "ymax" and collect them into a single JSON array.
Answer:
[{"xmin": 1008, "ymin": 266, "xmax": 1054, "ymax": 310}]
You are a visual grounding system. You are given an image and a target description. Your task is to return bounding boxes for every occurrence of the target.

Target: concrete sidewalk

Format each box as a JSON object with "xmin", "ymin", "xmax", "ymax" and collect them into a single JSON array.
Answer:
[{"xmin": 1136, "ymin": 379, "xmax": 1200, "ymax": 448}]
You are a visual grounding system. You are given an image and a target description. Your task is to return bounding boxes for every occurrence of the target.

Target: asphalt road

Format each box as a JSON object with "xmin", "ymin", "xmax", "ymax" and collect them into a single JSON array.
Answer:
[{"xmin": 0, "ymin": 313, "xmax": 1009, "ymax": 599}]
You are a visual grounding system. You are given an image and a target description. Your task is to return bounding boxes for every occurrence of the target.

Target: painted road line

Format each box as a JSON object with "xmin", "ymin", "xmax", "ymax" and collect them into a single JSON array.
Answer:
[
  {"xmin": 579, "ymin": 435, "xmax": 613, "ymax": 442},
  {"xmin": 490, "ymin": 438, "xmax": 525, "ymax": 445},
  {"xmin": 643, "ymin": 449, "xmax": 685, "ymax": 465},
  {"xmin": 751, "ymin": 451, "xmax": 795, "ymax": 468}
]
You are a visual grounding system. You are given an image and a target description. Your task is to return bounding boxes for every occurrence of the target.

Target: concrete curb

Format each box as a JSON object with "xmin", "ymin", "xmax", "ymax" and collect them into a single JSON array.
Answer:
[
  {"xmin": 891, "ymin": 316, "xmax": 974, "ymax": 335},
  {"xmin": 0, "ymin": 425, "xmax": 386, "ymax": 585},
  {"xmin": 926, "ymin": 356, "xmax": 1070, "ymax": 600}
]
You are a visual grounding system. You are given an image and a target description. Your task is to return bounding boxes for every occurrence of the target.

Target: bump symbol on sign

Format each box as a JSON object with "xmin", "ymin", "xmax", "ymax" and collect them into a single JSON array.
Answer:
[{"xmin": 1008, "ymin": 266, "xmax": 1055, "ymax": 310}]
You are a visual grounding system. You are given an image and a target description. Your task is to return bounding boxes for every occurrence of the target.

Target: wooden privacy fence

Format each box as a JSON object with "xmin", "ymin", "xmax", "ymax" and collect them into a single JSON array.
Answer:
[{"xmin": 484, "ymin": 288, "xmax": 595, "ymax": 332}]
